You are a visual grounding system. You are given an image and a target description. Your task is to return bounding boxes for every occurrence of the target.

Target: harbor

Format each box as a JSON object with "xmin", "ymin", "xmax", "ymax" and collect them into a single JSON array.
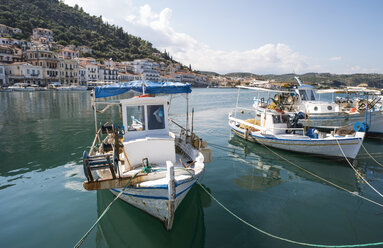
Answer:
[{"xmin": 1, "ymin": 88, "xmax": 383, "ymax": 247}]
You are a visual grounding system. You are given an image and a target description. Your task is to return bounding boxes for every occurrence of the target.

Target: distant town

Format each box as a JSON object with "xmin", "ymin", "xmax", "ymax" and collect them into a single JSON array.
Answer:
[{"xmin": 0, "ymin": 23, "xmax": 268, "ymax": 89}]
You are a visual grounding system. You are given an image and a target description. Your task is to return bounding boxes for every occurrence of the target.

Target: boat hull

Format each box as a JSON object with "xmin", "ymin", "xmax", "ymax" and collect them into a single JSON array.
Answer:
[
  {"xmin": 229, "ymin": 122, "xmax": 363, "ymax": 160},
  {"xmin": 255, "ymin": 108, "xmax": 383, "ymax": 137},
  {"xmin": 110, "ymin": 171, "xmax": 202, "ymax": 230}
]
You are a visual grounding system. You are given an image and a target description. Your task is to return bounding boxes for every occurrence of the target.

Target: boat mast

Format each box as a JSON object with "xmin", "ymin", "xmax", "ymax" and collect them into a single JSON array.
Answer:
[{"xmin": 186, "ymin": 93, "xmax": 189, "ymax": 136}]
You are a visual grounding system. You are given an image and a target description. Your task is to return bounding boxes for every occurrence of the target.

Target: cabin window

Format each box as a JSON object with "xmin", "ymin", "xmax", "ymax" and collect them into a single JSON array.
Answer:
[
  {"xmin": 273, "ymin": 114, "xmax": 289, "ymax": 124},
  {"xmin": 299, "ymin": 90, "xmax": 308, "ymax": 100},
  {"xmin": 281, "ymin": 115, "xmax": 289, "ymax": 123},
  {"xmin": 126, "ymin": 105, "xmax": 145, "ymax": 131},
  {"xmin": 147, "ymin": 105, "xmax": 165, "ymax": 130},
  {"xmin": 311, "ymin": 91, "xmax": 316, "ymax": 100}
]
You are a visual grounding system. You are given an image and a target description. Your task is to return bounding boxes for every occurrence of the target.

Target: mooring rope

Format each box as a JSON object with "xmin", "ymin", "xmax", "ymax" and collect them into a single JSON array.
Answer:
[
  {"xmin": 208, "ymin": 141, "xmax": 383, "ymax": 208},
  {"xmin": 361, "ymin": 143, "xmax": 383, "ymax": 168},
  {"xmin": 195, "ymin": 180, "xmax": 383, "ymax": 247},
  {"xmin": 74, "ymin": 171, "xmax": 140, "ymax": 248},
  {"xmin": 335, "ymin": 139, "xmax": 383, "ymax": 199}
]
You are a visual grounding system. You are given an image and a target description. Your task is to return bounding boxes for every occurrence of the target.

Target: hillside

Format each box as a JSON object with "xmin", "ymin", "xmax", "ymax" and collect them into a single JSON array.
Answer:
[
  {"xmin": 0, "ymin": 0, "xmax": 173, "ymax": 63},
  {"xmin": 215, "ymin": 72, "xmax": 383, "ymax": 88}
]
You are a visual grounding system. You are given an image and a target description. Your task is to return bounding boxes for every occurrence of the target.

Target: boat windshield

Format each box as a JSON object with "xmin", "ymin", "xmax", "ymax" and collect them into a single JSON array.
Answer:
[
  {"xmin": 147, "ymin": 105, "xmax": 165, "ymax": 130},
  {"xmin": 272, "ymin": 114, "xmax": 289, "ymax": 123},
  {"xmin": 299, "ymin": 90, "xmax": 316, "ymax": 101},
  {"xmin": 127, "ymin": 105, "xmax": 145, "ymax": 131}
]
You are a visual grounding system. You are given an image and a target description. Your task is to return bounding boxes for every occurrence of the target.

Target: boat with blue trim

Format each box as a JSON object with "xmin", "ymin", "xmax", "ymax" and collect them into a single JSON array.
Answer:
[
  {"xmin": 229, "ymin": 107, "xmax": 366, "ymax": 160},
  {"xmin": 248, "ymin": 77, "xmax": 383, "ymax": 138},
  {"xmin": 82, "ymin": 81, "xmax": 211, "ymax": 230}
]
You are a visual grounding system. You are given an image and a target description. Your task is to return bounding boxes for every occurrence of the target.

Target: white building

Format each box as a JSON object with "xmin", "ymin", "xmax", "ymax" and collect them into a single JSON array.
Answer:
[
  {"xmin": 98, "ymin": 65, "xmax": 118, "ymax": 83},
  {"xmin": 5, "ymin": 62, "xmax": 43, "ymax": 85},
  {"xmin": 119, "ymin": 72, "xmax": 141, "ymax": 82},
  {"xmin": 142, "ymin": 69, "xmax": 159, "ymax": 82},
  {"xmin": 130, "ymin": 59, "xmax": 153, "ymax": 74}
]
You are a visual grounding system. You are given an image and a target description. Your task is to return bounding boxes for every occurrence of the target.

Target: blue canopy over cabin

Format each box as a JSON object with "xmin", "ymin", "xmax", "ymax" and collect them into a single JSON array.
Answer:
[{"xmin": 94, "ymin": 81, "xmax": 192, "ymax": 98}]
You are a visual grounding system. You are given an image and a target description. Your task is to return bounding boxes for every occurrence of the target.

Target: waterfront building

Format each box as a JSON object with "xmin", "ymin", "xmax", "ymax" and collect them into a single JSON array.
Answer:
[
  {"xmin": 130, "ymin": 59, "xmax": 154, "ymax": 74},
  {"xmin": 118, "ymin": 72, "xmax": 141, "ymax": 82},
  {"xmin": 58, "ymin": 57, "xmax": 79, "ymax": 85},
  {"xmin": 80, "ymin": 61, "xmax": 98, "ymax": 82},
  {"xmin": 142, "ymin": 69, "xmax": 159, "ymax": 82},
  {"xmin": 4, "ymin": 62, "xmax": 43, "ymax": 85},
  {"xmin": 98, "ymin": 65, "xmax": 118, "ymax": 83},
  {"xmin": 159, "ymin": 75, "xmax": 176, "ymax": 82},
  {"xmin": 24, "ymin": 48, "xmax": 59, "ymax": 85},
  {"xmin": 174, "ymin": 72, "xmax": 196, "ymax": 84},
  {"xmin": 79, "ymin": 65, "xmax": 87, "ymax": 85},
  {"xmin": 0, "ymin": 64, "xmax": 5, "ymax": 85}
]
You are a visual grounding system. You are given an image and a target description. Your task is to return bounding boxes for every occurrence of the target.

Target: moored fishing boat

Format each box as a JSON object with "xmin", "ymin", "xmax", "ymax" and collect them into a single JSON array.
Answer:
[
  {"xmin": 228, "ymin": 109, "xmax": 366, "ymax": 160},
  {"xmin": 248, "ymin": 77, "xmax": 383, "ymax": 138},
  {"xmin": 82, "ymin": 81, "xmax": 211, "ymax": 230}
]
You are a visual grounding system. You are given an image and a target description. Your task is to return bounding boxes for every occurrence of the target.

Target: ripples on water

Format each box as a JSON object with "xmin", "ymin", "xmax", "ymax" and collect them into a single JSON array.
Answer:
[{"xmin": 0, "ymin": 89, "xmax": 383, "ymax": 248}]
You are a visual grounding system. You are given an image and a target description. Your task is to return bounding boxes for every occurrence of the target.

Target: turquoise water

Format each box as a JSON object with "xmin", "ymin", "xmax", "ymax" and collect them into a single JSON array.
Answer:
[{"xmin": 1, "ymin": 89, "xmax": 383, "ymax": 248}]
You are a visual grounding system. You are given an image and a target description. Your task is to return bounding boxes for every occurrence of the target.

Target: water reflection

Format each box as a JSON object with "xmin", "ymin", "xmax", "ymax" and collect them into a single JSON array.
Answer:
[
  {"xmin": 0, "ymin": 91, "xmax": 94, "ymax": 177},
  {"xmin": 96, "ymin": 185, "xmax": 211, "ymax": 248},
  {"xmin": 228, "ymin": 135, "xmax": 360, "ymax": 193}
]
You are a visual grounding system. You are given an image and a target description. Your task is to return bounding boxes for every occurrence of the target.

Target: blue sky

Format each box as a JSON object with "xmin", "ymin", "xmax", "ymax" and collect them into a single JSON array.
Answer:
[{"xmin": 65, "ymin": 0, "xmax": 383, "ymax": 74}]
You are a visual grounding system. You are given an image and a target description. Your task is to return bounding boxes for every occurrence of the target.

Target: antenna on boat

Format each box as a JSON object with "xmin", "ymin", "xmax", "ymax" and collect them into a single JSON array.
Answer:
[{"xmin": 294, "ymin": 76, "xmax": 303, "ymax": 86}]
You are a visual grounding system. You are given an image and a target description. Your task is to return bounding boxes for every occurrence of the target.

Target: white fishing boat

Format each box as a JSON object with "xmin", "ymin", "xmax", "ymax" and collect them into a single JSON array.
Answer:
[
  {"xmin": 248, "ymin": 77, "xmax": 383, "ymax": 138},
  {"xmin": 228, "ymin": 109, "xmax": 365, "ymax": 160},
  {"xmin": 82, "ymin": 81, "xmax": 211, "ymax": 230}
]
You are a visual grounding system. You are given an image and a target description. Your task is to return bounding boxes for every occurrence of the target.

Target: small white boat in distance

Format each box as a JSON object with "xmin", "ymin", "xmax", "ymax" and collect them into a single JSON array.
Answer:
[
  {"xmin": 82, "ymin": 81, "xmax": 211, "ymax": 230},
  {"xmin": 229, "ymin": 109, "xmax": 366, "ymax": 160}
]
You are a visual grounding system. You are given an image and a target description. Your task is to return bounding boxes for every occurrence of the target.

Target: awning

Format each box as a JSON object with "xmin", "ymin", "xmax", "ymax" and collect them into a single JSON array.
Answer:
[{"xmin": 94, "ymin": 81, "xmax": 192, "ymax": 98}]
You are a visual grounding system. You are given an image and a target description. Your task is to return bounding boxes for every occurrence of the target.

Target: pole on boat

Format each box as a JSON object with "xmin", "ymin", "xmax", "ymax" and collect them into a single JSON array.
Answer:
[
  {"xmin": 92, "ymin": 89, "xmax": 98, "ymax": 133},
  {"xmin": 191, "ymin": 108, "xmax": 194, "ymax": 136},
  {"xmin": 186, "ymin": 93, "xmax": 189, "ymax": 137},
  {"xmin": 166, "ymin": 161, "xmax": 175, "ymax": 230}
]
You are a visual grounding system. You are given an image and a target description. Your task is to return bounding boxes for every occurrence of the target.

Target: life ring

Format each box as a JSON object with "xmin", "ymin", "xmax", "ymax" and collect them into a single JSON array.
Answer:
[
  {"xmin": 275, "ymin": 108, "xmax": 285, "ymax": 114},
  {"xmin": 353, "ymin": 122, "xmax": 369, "ymax": 132}
]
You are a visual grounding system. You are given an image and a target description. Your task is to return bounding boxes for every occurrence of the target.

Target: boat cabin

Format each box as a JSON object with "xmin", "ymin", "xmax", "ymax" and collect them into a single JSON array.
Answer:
[
  {"xmin": 260, "ymin": 110, "xmax": 290, "ymax": 135},
  {"xmin": 120, "ymin": 96, "xmax": 176, "ymax": 167}
]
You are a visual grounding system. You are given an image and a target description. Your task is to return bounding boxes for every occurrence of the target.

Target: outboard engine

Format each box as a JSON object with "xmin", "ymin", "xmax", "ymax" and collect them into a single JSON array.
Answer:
[{"xmin": 286, "ymin": 112, "xmax": 305, "ymax": 134}]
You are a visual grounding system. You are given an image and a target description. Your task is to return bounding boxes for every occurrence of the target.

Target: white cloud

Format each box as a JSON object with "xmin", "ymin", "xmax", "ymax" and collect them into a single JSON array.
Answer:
[
  {"xmin": 122, "ymin": 4, "xmax": 309, "ymax": 74},
  {"xmin": 329, "ymin": 56, "xmax": 342, "ymax": 61},
  {"xmin": 66, "ymin": 1, "xmax": 379, "ymax": 74}
]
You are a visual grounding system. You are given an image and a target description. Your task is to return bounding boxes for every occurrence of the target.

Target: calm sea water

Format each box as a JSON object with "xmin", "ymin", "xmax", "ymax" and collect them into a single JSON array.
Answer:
[{"xmin": 1, "ymin": 89, "xmax": 383, "ymax": 248}]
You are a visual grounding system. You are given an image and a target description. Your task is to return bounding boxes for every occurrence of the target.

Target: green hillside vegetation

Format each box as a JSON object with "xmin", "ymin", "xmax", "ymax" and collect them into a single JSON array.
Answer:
[{"xmin": 0, "ymin": 0, "xmax": 174, "ymax": 63}]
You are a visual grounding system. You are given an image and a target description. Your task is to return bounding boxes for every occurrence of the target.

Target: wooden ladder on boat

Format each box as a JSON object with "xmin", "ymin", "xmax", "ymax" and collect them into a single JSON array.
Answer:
[{"xmin": 83, "ymin": 152, "xmax": 117, "ymax": 182}]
